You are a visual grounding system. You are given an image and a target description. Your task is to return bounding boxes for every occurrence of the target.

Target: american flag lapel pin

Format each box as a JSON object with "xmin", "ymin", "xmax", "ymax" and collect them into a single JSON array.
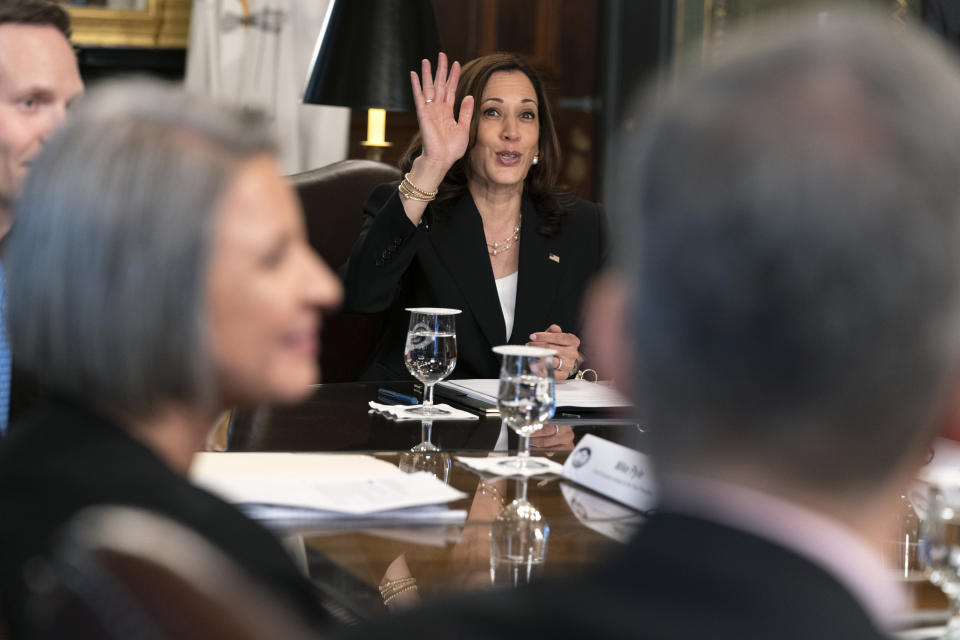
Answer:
[{"xmin": 548, "ymin": 253, "xmax": 560, "ymax": 263}]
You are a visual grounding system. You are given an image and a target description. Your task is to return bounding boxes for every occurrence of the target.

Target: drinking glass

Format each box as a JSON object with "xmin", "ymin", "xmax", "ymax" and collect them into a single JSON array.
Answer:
[
  {"xmin": 490, "ymin": 477, "xmax": 549, "ymax": 587},
  {"xmin": 493, "ymin": 345, "xmax": 556, "ymax": 471},
  {"xmin": 919, "ymin": 483, "xmax": 960, "ymax": 638},
  {"xmin": 411, "ymin": 420, "xmax": 438, "ymax": 452},
  {"xmin": 404, "ymin": 308, "xmax": 460, "ymax": 416},
  {"xmin": 398, "ymin": 423, "xmax": 451, "ymax": 484}
]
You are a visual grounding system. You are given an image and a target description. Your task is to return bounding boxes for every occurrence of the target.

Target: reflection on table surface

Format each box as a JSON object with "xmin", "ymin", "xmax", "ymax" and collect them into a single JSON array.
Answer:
[
  {"xmin": 225, "ymin": 381, "xmax": 643, "ymax": 454},
  {"xmin": 284, "ymin": 451, "xmax": 643, "ymax": 616},
  {"xmin": 223, "ymin": 383, "xmax": 955, "ymax": 628},
  {"xmin": 223, "ymin": 381, "xmax": 645, "ymax": 616}
]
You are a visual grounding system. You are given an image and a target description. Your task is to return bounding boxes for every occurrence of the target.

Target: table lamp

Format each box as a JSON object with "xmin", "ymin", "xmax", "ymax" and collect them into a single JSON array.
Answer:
[{"xmin": 303, "ymin": 0, "xmax": 442, "ymax": 161}]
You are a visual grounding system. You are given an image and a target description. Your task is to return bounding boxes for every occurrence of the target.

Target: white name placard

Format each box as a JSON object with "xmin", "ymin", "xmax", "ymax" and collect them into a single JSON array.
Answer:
[{"xmin": 562, "ymin": 434, "xmax": 657, "ymax": 512}]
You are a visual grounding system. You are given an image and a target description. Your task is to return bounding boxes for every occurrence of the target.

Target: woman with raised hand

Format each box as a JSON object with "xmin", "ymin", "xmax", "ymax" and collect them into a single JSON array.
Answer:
[{"xmin": 343, "ymin": 52, "xmax": 606, "ymax": 382}]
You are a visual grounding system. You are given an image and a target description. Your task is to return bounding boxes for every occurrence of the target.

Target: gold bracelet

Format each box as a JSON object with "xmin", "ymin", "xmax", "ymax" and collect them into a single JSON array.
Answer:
[
  {"xmin": 382, "ymin": 583, "xmax": 418, "ymax": 604},
  {"xmin": 398, "ymin": 180, "xmax": 434, "ymax": 202},
  {"xmin": 402, "ymin": 173, "xmax": 438, "ymax": 198},
  {"xmin": 379, "ymin": 577, "xmax": 417, "ymax": 596}
]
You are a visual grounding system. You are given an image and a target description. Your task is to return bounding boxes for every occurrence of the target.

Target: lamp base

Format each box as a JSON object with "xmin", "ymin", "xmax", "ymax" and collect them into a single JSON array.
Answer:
[
  {"xmin": 361, "ymin": 107, "xmax": 393, "ymax": 163},
  {"xmin": 361, "ymin": 140, "xmax": 393, "ymax": 162}
]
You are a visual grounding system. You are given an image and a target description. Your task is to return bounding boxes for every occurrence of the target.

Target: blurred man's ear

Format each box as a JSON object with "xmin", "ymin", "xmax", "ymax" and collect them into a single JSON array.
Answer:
[{"xmin": 582, "ymin": 270, "xmax": 632, "ymax": 395}]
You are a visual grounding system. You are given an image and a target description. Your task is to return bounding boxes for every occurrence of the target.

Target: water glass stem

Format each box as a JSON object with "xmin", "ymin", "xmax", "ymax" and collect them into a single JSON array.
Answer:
[
  {"xmin": 517, "ymin": 435, "xmax": 531, "ymax": 470},
  {"xmin": 516, "ymin": 477, "xmax": 528, "ymax": 503},
  {"xmin": 423, "ymin": 383, "xmax": 435, "ymax": 407}
]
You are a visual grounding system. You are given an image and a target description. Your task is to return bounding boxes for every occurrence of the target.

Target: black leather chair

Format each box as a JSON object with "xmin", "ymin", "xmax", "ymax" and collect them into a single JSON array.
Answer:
[
  {"xmin": 26, "ymin": 506, "xmax": 324, "ymax": 640},
  {"xmin": 289, "ymin": 159, "xmax": 401, "ymax": 383}
]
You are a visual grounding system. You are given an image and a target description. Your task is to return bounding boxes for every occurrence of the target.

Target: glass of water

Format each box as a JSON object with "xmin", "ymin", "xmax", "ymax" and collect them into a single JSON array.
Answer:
[
  {"xmin": 490, "ymin": 477, "xmax": 549, "ymax": 588},
  {"xmin": 399, "ymin": 429, "xmax": 452, "ymax": 485},
  {"xmin": 919, "ymin": 482, "xmax": 960, "ymax": 638},
  {"xmin": 493, "ymin": 345, "xmax": 556, "ymax": 471},
  {"xmin": 404, "ymin": 308, "xmax": 460, "ymax": 416}
]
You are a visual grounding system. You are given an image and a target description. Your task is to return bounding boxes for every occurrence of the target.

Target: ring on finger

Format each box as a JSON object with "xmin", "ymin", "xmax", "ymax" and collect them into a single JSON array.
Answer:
[
  {"xmin": 424, "ymin": 98, "xmax": 434, "ymax": 103},
  {"xmin": 554, "ymin": 355, "xmax": 564, "ymax": 371},
  {"xmin": 552, "ymin": 424, "xmax": 559, "ymax": 436}
]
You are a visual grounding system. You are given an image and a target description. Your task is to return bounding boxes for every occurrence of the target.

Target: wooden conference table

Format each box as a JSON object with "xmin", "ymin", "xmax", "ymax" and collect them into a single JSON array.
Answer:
[{"xmin": 222, "ymin": 381, "xmax": 645, "ymax": 617}]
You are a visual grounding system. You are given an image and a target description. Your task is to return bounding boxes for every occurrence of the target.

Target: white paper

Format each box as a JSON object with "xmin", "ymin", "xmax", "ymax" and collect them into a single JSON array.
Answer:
[
  {"xmin": 191, "ymin": 453, "xmax": 466, "ymax": 519},
  {"xmin": 196, "ymin": 471, "xmax": 467, "ymax": 515},
  {"xmin": 562, "ymin": 434, "xmax": 657, "ymax": 511},
  {"xmin": 190, "ymin": 452, "xmax": 402, "ymax": 478},
  {"xmin": 922, "ymin": 438, "xmax": 960, "ymax": 486},
  {"xmin": 560, "ymin": 483, "xmax": 645, "ymax": 543},
  {"xmin": 455, "ymin": 454, "xmax": 564, "ymax": 478},
  {"xmin": 243, "ymin": 503, "xmax": 467, "ymax": 525},
  {"xmin": 553, "ymin": 379, "xmax": 633, "ymax": 408},
  {"xmin": 368, "ymin": 401, "xmax": 478, "ymax": 421},
  {"xmin": 440, "ymin": 378, "xmax": 632, "ymax": 409}
]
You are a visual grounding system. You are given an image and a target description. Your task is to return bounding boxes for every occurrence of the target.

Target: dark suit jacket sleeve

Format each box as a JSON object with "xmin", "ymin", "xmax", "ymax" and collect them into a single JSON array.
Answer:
[
  {"xmin": 341, "ymin": 182, "xmax": 427, "ymax": 313},
  {"xmin": 925, "ymin": 0, "xmax": 960, "ymax": 46}
]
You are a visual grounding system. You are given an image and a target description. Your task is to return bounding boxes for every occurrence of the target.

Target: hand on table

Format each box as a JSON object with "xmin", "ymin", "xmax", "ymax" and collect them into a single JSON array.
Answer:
[
  {"xmin": 527, "ymin": 324, "xmax": 582, "ymax": 380},
  {"xmin": 529, "ymin": 423, "xmax": 575, "ymax": 451}
]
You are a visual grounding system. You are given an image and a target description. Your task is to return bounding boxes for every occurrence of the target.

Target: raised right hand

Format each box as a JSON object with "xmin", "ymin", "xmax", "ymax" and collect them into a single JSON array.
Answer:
[{"xmin": 410, "ymin": 52, "xmax": 474, "ymax": 172}]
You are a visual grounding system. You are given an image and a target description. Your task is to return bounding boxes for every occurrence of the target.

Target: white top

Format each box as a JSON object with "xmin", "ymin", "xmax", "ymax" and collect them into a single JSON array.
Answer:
[
  {"xmin": 660, "ymin": 473, "xmax": 906, "ymax": 628},
  {"xmin": 495, "ymin": 271, "xmax": 519, "ymax": 341}
]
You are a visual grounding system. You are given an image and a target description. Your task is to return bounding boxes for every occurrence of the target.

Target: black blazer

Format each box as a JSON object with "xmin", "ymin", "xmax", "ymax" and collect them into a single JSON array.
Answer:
[
  {"xmin": 925, "ymin": 0, "xmax": 960, "ymax": 49},
  {"xmin": 340, "ymin": 511, "xmax": 892, "ymax": 640},
  {"xmin": 342, "ymin": 184, "xmax": 606, "ymax": 380}
]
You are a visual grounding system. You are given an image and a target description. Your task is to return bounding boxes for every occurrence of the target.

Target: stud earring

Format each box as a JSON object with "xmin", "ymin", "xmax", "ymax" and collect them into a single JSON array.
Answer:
[{"xmin": 532, "ymin": 154, "xmax": 539, "ymax": 165}]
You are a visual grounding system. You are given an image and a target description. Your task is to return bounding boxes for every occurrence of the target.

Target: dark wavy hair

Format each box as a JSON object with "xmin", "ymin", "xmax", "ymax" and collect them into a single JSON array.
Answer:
[
  {"xmin": 0, "ymin": 0, "xmax": 71, "ymax": 38},
  {"xmin": 400, "ymin": 52, "xmax": 570, "ymax": 235}
]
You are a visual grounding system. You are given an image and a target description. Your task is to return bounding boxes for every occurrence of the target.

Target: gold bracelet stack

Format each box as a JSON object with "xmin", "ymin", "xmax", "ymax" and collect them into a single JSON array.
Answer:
[
  {"xmin": 379, "ymin": 577, "xmax": 418, "ymax": 604},
  {"xmin": 398, "ymin": 173, "xmax": 438, "ymax": 202}
]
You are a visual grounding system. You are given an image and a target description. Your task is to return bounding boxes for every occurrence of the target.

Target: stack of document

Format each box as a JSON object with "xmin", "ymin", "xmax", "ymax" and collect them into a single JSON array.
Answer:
[
  {"xmin": 190, "ymin": 452, "xmax": 468, "ymax": 528},
  {"xmin": 438, "ymin": 378, "xmax": 632, "ymax": 415}
]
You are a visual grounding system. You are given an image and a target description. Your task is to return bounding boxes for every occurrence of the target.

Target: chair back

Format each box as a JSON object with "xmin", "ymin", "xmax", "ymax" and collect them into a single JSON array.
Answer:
[
  {"xmin": 26, "ymin": 506, "xmax": 320, "ymax": 640},
  {"xmin": 289, "ymin": 159, "xmax": 401, "ymax": 383}
]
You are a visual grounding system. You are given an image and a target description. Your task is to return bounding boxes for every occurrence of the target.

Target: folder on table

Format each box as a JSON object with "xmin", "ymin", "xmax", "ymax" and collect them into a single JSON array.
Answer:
[{"xmin": 436, "ymin": 379, "xmax": 634, "ymax": 419}]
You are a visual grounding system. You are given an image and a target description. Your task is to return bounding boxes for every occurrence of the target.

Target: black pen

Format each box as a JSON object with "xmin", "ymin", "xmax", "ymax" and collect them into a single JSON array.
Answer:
[{"xmin": 377, "ymin": 388, "xmax": 419, "ymax": 405}]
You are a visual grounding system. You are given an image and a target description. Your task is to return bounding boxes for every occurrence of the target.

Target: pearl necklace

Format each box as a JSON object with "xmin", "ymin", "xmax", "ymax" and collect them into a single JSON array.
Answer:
[{"xmin": 486, "ymin": 216, "xmax": 521, "ymax": 256}]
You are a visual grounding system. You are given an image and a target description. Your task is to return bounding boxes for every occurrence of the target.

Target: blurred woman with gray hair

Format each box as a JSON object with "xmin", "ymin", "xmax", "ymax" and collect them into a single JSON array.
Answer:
[{"xmin": 0, "ymin": 79, "xmax": 342, "ymax": 637}]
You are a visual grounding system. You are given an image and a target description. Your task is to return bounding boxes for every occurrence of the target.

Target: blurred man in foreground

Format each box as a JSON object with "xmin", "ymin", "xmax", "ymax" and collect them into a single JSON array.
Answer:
[
  {"xmin": 0, "ymin": 1, "xmax": 83, "ymax": 431},
  {"xmin": 343, "ymin": 8, "xmax": 960, "ymax": 639}
]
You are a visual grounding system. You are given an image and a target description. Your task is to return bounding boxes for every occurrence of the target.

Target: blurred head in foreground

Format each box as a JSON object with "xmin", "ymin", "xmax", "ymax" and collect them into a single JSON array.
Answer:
[
  {"xmin": 6, "ymin": 79, "xmax": 342, "ymax": 422},
  {"xmin": 601, "ymin": 10, "xmax": 960, "ymax": 506}
]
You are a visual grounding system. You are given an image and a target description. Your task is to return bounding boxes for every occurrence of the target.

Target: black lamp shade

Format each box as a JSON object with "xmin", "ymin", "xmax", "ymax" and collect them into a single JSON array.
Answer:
[{"xmin": 304, "ymin": 0, "xmax": 443, "ymax": 111}]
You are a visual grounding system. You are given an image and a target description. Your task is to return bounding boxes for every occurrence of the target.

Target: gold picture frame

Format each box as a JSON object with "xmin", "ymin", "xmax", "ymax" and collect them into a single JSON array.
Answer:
[
  {"xmin": 675, "ymin": 0, "xmax": 923, "ymax": 70},
  {"xmin": 64, "ymin": 0, "xmax": 191, "ymax": 48}
]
